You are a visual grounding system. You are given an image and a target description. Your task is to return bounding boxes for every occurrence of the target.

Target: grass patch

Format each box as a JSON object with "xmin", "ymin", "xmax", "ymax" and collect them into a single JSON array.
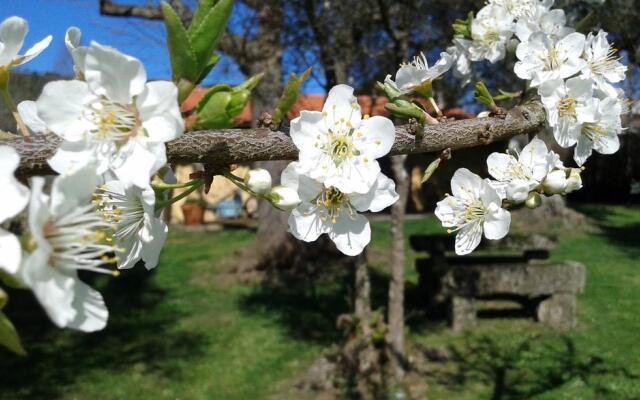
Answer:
[{"xmin": 0, "ymin": 205, "xmax": 638, "ymax": 399}]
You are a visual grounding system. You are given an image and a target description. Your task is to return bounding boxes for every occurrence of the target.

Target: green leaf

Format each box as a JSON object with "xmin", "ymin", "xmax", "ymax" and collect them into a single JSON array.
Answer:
[
  {"xmin": 233, "ymin": 73, "xmax": 263, "ymax": 93},
  {"xmin": 453, "ymin": 11, "xmax": 473, "ymax": 39},
  {"xmin": 272, "ymin": 68, "xmax": 312, "ymax": 127},
  {"xmin": 227, "ymin": 90, "xmax": 250, "ymax": 117},
  {"xmin": 422, "ymin": 157, "xmax": 442, "ymax": 184},
  {"xmin": 385, "ymin": 99, "xmax": 426, "ymax": 124},
  {"xmin": 575, "ymin": 10, "xmax": 596, "ymax": 34},
  {"xmin": 188, "ymin": 0, "xmax": 234, "ymax": 72},
  {"xmin": 0, "ymin": 312, "xmax": 26, "ymax": 356},
  {"xmin": 195, "ymin": 53, "xmax": 221, "ymax": 84},
  {"xmin": 161, "ymin": 1, "xmax": 199, "ymax": 83},
  {"xmin": 474, "ymin": 81, "xmax": 496, "ymax": 109},
  {"xmin": 188, "ymin": 0, "xmax": 219, "ymax": 36}
]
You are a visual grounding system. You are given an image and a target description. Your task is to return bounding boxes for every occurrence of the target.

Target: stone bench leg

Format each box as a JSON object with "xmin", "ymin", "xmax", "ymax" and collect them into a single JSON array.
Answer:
[
  {"xmin": 536, "ymin": 293, "xmax": 577, "ymax": 330},
  {"xmin": 450, "ymin": 296, "xmax": 476, "ymax": 333}
]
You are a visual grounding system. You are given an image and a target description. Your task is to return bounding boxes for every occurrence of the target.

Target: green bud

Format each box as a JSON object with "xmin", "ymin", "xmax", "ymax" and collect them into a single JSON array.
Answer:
[
  {"xmin": 525, "ymin": 192, "xmax": 542, "ymax": 209},
  {"xmin": 422, "ymin": 157, "xmax": 441, "ymax": 184},
  {"xmin": 474, "ymin": 81, "xmax": 496, "ymax": 109},
  {"xmin": 452, "ymin": 11, "xmax": 473, "ymax": 39}
]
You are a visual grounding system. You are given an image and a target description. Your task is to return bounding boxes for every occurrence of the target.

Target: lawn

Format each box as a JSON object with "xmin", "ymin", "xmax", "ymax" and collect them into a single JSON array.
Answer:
[{"xmin": 0, "ymin": 205, "xmax": 639, "ymax": 399}]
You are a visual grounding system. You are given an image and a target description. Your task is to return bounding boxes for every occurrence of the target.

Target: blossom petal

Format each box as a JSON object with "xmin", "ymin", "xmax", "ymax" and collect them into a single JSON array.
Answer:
[
  {"xmin": 66, "ymin": 274, "xmax": 109, "ymax": 332},
  {"xmin": 14, "ymin": 35, "xmax": 52, "ymax": 67},
  {"xmin": 65, "ymin": 27, "xmax": 86, "ymax": 73},
  {"xmin": 282, "ymin": 162, "xmax": 322, "ymax": 202},
  {"xmin": 0, "ymin": 146, "xmax": 29, "ymax": 222},
  {"xmin": 111, "ymin": 140, "xmax": 161, "ymax": 188},
  {"xmin": 138, "ymin": 81, "xmax": 184, "ymax": 142},
  {"xmin": 355, "ymin": 116, "xmax": 395, "ymax": 159},
  {"xmin": 329, "ymin": 213, "xmax": 370, "ymax": 256},
  {"xmin": 349, "ymin": 172, "xmax": 398, "ymax": 212},
  {"xmin": 324, "ymin": 157, "xmax": 380, "ymax": 194},
  {"xmin": 573, "ymin": 135, "xmax": 593, "ymax": 166},
  {"xmin": 84, "ymin": 42, "xmax": 147, "ymax": 104},
  {"xmin": 17, "ymin": 100, "xmax": 47, "ymax": 134},
  {"xmin": 37, "ymin": 80, "xmax": 95, "ymax": 141},
  {"xmin": 0, "ymin": 17, "xmax": 27, "ymax": 67},
  {"xmin": 288, "ymin": 204, "xmax": 329, "ymax": 242},
  {"xmin": 451, "ymin": 168, "xmax": 482, "ymax": 202},
  {"xmin": 0, "ymin": 229, "xmax": 21, "ymax": 274},
  {"xmin": 455, "ymin": 221, "xmax": 483, "ymax": 255},
  {"xmin": 140, "ymin": 217, "xmax": 168, "ymax": 270},
  {"xmin": 290, "ymin": 111, "xmax": 325, "ymax": 160},
  {"xmin": 50, "ymin": 162, "xmax": 98, "ymax": 217},
  {"xmin": 483, "ymin": 203, "xmax": 511, "ymax": 240},
  {"xmin": 322, "ymin": 84, "xmax": 361, "ymax": 128}
]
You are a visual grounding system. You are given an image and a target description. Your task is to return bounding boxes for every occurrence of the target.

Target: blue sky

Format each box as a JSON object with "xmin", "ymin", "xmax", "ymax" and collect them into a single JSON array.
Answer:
[{"xmin": 1, "ymin": 0, "xmax": 326, "ymax": 93}]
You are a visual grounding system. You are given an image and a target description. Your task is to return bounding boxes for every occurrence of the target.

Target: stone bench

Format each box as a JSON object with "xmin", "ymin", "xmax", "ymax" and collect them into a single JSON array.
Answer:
[{"xmin": 410, "ymin": 234, "xmax": 586, "ymax": 331}]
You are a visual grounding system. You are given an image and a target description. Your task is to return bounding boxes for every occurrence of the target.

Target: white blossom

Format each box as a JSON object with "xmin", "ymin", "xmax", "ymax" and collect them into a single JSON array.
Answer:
[
  {"xmin": 515, "ymin": 3, "xmax": 573, "ymax": 43},
  {"xmin": 245, "ymin": 168, "xmax": 272, "ymax": 194},
  {"xmin": 93, "ymin": 180, "xmax": 168, "ymax": 270},
  {"xmin": 290, "ymin": 84, "xmax": 395, "ymax": 194},
  {"xmin": 514, "ymin": 32, "xmax": 586, "ymax": 87},
  {"xmin": 468, "ymin": 4, "xmax": 515, "ymax": 63},
  {"xmin": 538, "ymin": 77, "xmax": 595, "ymax": 147},
  {"xmin": 33, "ymin": 42, "xmax": 184, "ymax": 188},
  {"xmin": 436, "ymin": 168, "xmax": 511, "ymax": 255},
  {"xmin": 542, "ymin": 167, "xmax": 583, "ymax": 195},
  {"xmin": 384, "ymin": 51, "xmax": 453, "ymax": 94},
  {"xmin": 573, "ymin": 96, "xmax": 623, "ymax": 166},
  {"xmin": 581, "ymin": 30, "xmax": 627, "ymax": 97},
  {"xmin": 64, "ymin": 27, "xmax": 87, "ymax": 77},
  {"xmin": 0, "ymin": 146, "xmax": 29, "ymax": 275},
  {"xmin": 0, "ymin": 16, "xmax": 51, "ymax": 71},
  {"xmin": 283, "ymin": 163, "xmax": 398, "ymax": 256},
  {"xmin": 21, "ymin": 163, "xmax": 114, "ymax": 332},
  {"xmin": 486, "ymin": 137, "xmax": 553, "ymax": 203}
]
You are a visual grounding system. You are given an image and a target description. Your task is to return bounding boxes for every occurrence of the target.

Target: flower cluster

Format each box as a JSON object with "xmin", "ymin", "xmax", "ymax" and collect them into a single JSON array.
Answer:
[
  {"xmin": 437, "ymin": 1, "xmax": 628, "ymax": 254},
  {"xmin": 0, "ymin": 22, "xmax": 182, "ymax": 333},
  {"xmin": 281, "ymin": 84, "xmax": 399, "ymax": 256},
  {"xmin": 450, "ymin": 0, "xmax": 627, "ymax": 167}
]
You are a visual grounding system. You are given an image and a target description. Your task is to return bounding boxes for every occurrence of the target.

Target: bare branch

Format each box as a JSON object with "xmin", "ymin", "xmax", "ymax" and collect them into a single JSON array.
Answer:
[
  {"xmin": 99, "ymin": 0, "xmax": 192, "ymax": 24},
  {"xmin": 7, "ymin": 100, "xmax": 545, "ymax": 178}
]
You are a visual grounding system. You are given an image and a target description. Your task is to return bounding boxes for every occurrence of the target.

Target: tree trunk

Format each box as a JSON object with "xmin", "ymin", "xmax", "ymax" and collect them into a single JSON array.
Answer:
[
  {"xmin": 354, "ymin": 251, "xmax": 371, "ymax": 320},
  {"xmin": 388, "ymin": 154, "xmax": 409, "ymax": 379}
]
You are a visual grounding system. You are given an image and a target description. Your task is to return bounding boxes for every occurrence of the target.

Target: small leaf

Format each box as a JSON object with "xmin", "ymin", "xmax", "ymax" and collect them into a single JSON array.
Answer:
[
  {"xmin": 188, "ymin": 0, "xmax": 218, "ymax": 36},
  {"xmin": 575, "ymin": 10, "xmax": 596, "ymax": 34},
  {"xmin": 474, "ymin": 81, "xmax": 496, "ymax": 109},
  {"xmin": 227, "ymin": 90, "xmax": 250, "ymax": 117},
  {"xmin": 161, "ymin": 1, "xmax": 199, "ymax": 83},
  {"xmin": 195, "ymin": 53, "xmax": 221, "ymax": 84},
  {"xmin": 233, "ymin": 73, "xmax": 263, "ymax": 93},
  {"xmin": 188, "ymin": 0, "xmax": 234, "ymax": 72},
  {"xmin": 0, "ymin": 312, "xmax": 26, "ymax": 356},
  {"xmin": 385, "ymin": 99, "xmax": 426, "ymax": 124},
  {"xmin": 422, "ymin": 157, "xmax": 441, "ymax": 183},
  {"xmin": 453, "ymin": 11, "xmax": 473, "ymax": 39},
  {"xmin": 272, "ymin": 68, "xmax": 311, "ymax": 127}
]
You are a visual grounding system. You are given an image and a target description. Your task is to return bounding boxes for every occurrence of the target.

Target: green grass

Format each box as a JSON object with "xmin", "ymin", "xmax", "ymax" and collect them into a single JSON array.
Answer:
[{"xmin": 0, "ymin": 205, "xmax": 639, "ymax": 399}]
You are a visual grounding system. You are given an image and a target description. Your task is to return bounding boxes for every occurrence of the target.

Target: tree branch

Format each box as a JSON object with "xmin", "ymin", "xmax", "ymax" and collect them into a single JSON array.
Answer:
[
  {"xmin": 99, "ymin": 0, "xmax": 192, "ymax": 24},
  {"xmin": 6, "ymin": 100, "xmax": 545, "ymax": 178}
]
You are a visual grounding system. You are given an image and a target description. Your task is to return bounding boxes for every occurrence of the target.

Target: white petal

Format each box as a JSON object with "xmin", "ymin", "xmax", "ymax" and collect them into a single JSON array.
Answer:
[
  {"xmin": 0, "ymin": 17, "xmax": 27, "ymax": 66},
  {"xmin": 84, "ymin": 42, "xmax": 147, "ymax": 104},
  {"xmin": 14, "ymin": 35, "xmax": 52, "ymax": 66},
  {"xmin": 592, "ymin": 132, "xmax": 620, "ymax": 155},
  {"xmin": 0, "ymin": 146, "xmax": 29, "ymax": 222},
  {"xmin": 290, "ymin": 111, "xmax": 325, "ymax": 159},
  {"xmin": 50, "ymin": 162, "xmax": 98, "ymax": 217},
  {"xmin": 435, "ymin": 196, "xmax": 461, "ymax": 228},
  {"xmin": 557, "ymin": 32, "xmax": 586, "ymax": 60},
  {"xmin": 138, "ymin": 81, "xmax": 184, "ymax": 142},
  {"xmin": 394, "ymin": 65, "xmax": 428, "ymax": 92},
  {"xmin": 0, "ymin": 229, "xmax": 21, "ymax": 274},
  {"xmin": 329, "ymin": 213, "xmax": 371, "ymax": 256},
  {"xmin": 483, "ymin": 203, "xmax": 511, "ymax": 240},
  {"xmin": 47, "ymin": 140, "xmax": 98, "ymax": 176},
  {"xmin": 354, "ymin": 116, "xmax": 395, "ymax": 159},
  {"xmin": 486, "ymin": 153, "xmax": 513, "ymax": 182},
  {"xmin": 66, "ymin": 274, "xmax": 108, "ymax": 332},
  {"xmin": 140, "ymin": 217, "xmax": 168, "ymax": 270},
  {"xmin": 450, "ymin": 168, "xmax": 482, "ymax": 202},
  {"xmin": 65, "ymin": 27, "xmax": 86, "ymax": 73},
  {"xmin": 455, "ymin": 221, "xmax": 483, "ymax": 255},
  {"xmin": 36, "ymin": 80, "xmax": 95, "ymax": 141},
  {"xmin": 322, "ymin": 84, "xmax": 361, "ymax": 128},
  {"xmin": 349, "ymin": 172, "xmax": 398, "ymax": 212},
  {"xmin": 116, "ymin": 233, "xmax": 143, "ymax": 270},
  {"xmin": 324, "ymin": 157, "xmax": 380, "ymax": 194},
  {"xmin": 288, "ymin": 204, "xmax": 329, "ymax": 242},
  {"xmin": 111, "ymin": 140, "xmax": 161, "ymax": 188},
  {"xmin": 17, "ymin": 100, "xmax": 47, "ymax": 134},
  {"xmin": 21, "ymin": 247, "xmax": 76, "ymax": 329},
  {"xmin": 282, "ymin": 162, "xmax": 322, "ymax": 202},
  {"xmin": 573, "ymin": 135, "xmax": 593, "ymax": 166}
]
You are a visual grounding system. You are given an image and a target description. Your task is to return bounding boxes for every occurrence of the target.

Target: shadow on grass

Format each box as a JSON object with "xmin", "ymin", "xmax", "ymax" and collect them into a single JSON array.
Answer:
[
  {"xmin": 430, "ymin": 333, "xmax": 640, "ymax": 400},
  {"xmin": 0, "ymin": 267, "xmax": 208, "ymax": 400},
  {"xmin": 576, "ymin": 205, "xmax": 640, "ymax": 258}
]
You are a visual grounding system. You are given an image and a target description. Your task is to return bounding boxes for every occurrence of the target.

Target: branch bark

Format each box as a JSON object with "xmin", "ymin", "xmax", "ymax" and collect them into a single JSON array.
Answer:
[{"xmin": 7, "ymin": 100, "xmax": 545, "ymax": 177}]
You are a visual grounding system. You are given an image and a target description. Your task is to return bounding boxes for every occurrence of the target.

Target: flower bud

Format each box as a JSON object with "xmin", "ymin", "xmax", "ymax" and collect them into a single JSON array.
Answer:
[
  {"xmin": 270, "ymin": 186, "xmax": 301, "ymax": 210},
  {"xmin": 477, "ymin": 111, "xmax": 491, "ymax": 118},
  {"xmin": 542, "ymin": 169, "xmax": 567, "ymax": 195},
  {"xmin": 564, "ymin": 168, "xmax": 583, "ymax": 193},
  {"xmin": 525, "ymin": 191, "xmax": 542, "ymax": 209},
  {"xmin": 244, "ymin": 168, "xmax": 272, "ymax": 194}
]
